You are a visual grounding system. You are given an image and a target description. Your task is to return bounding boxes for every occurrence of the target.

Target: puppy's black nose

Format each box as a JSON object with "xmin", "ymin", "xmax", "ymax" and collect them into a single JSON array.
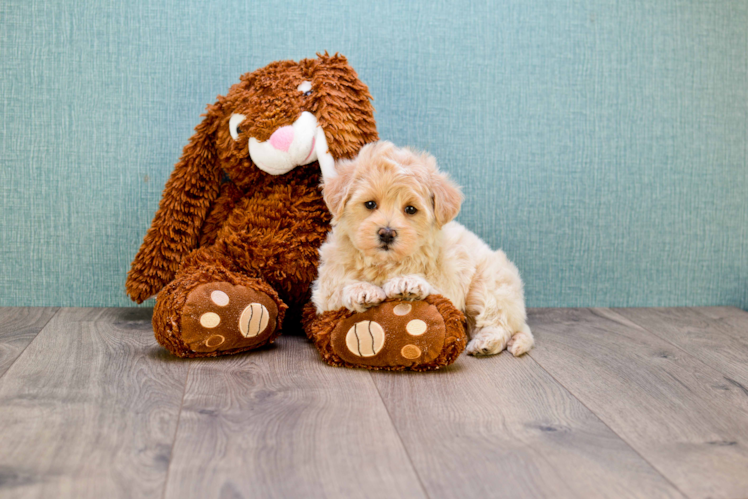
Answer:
[{"xmin": 378, "ymin": 227, "xmax": 397, "ymax": 245}]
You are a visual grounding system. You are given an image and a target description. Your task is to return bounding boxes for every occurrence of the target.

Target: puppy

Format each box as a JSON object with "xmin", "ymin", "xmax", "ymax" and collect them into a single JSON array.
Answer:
[{"xmin": 311, "ymin": 141, "xmax": 534, "ymax": 356}]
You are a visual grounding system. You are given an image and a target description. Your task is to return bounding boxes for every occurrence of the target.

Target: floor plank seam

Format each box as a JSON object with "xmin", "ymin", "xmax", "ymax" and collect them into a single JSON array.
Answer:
[
  {"xmin": 161, "ymin": 360, "xmax": 192, "ymax": 499},
  {"xmin": 712, "ymin": 306, "xmax": 748, "ymax": 317},
  {"xmin": 606, "ymin": 307, "xmax": 748, "ymax": 388},
  {"xmin": 526, "ymin": 342, "xmax": 688, "ymax": 499},
  {"xmin": 688, "ymin": 307, "xmax": 748, "ymax": 343},
  {"xmin": 368, "ymin": 372, "xmax": 432, "ymax": 499},
  {"xmin": 0, "ymin": 307, "xmax": 60, "ymax": 383}
]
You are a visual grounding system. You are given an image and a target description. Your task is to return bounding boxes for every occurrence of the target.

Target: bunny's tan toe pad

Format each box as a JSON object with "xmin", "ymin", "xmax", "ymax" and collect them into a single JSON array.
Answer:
[{"xmin": 181, "ymin": 282, "xmax": 279, "ymax": 354}]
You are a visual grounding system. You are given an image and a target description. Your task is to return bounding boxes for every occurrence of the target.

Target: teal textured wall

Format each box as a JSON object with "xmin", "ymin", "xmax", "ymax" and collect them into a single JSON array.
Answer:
[{"xmin": 1, "ymin": 0, "xmax": 746, "ymax": 308}]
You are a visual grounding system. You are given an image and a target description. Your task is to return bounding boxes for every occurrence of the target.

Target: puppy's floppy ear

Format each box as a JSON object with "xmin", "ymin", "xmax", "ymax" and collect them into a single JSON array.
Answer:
[
  {"xmin": 125, "ymin": 101, "xmax": 224, "ymax": 303},
  {"xmin": 322, "ymin": 157, "xmax": 358, "ymax": 221},
  {"xmin": 426, "ymin": 155, "xmax": 463, "ymax": 227}
]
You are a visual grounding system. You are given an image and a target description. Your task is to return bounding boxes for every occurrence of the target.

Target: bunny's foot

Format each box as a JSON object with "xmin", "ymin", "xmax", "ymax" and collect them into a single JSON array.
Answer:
[
  {"xmin": 303, "ymin": 295, "xmax": 467, "ymax": 371},
  {"xmin": 154, "ymin": 274, "xmax": 286, "ymax": 358}
]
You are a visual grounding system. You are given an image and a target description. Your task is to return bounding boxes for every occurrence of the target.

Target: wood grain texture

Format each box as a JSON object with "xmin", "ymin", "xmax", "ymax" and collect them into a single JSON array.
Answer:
[
  {"xmin": 529, "ymin": 308, "xmax": 748, "ymax": 498},
  {"xmin": 696, "ymin": 306, "xmax": 748, "ymax": 323},
  {"xmin": 0, "ymin": 308, "xmax": 189, "ymax": 498},
  {"xmin": 0, "ymin": 308, "xmax": 57, "ymax": 378},
  {"xmin": 2, "ymin": 306, "xmax": 747, "ymax": 498},
  {"xmin": 164, "ymin": 334, "xmax": 425, "ymax": 499},
  {"xmin": 615, "ymin": 307, "xmax": 748, "ymax": 388},
  {"xmin": 371, "ymin": 352, "xmax": 681, "ymax": 498}
]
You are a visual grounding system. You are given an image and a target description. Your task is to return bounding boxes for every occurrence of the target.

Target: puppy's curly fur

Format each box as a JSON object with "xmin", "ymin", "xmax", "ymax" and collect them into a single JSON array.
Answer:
[{"xmin": 312, "ymin": 141, "xmax": 534, "ymax": 356}]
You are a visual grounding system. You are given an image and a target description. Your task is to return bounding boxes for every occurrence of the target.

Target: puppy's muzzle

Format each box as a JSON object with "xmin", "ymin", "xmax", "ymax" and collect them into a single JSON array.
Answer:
[{"xmin": 377, "ymin": 227, "xmax": 398, "ymax": 246}]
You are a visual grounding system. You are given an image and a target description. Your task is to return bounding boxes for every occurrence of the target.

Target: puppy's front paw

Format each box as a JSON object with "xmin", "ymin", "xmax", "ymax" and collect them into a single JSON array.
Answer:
[
  {"xmin": 383, "ymin": 275, "xmax": 433, "ymax": 301},
  {"xmin": 466, "ymin": 326, "xmax": 512, "ymax": 356},
  {"xmin": 507, "ymin": 330, "xmax": 534, "ymax": 357},
  {"xmin": 342, "ymin": 282, "xmax": 386, "ymax": 313}
]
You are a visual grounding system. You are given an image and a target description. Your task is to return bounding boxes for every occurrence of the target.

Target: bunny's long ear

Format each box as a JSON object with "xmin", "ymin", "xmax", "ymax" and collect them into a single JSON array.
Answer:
[
  {"xmin": 126, "ymin": 102, "xmax": 223, "ymax": 303},
  {"xmin": 312, "ymin": 53, "xmax": 379, "ymax": 163}
]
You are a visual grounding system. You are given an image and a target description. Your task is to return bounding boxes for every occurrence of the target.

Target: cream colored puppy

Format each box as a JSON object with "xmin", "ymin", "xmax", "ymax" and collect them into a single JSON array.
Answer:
[{"xmin": 312, "ymin": 141, "xmax": 534, "ymax": 356}]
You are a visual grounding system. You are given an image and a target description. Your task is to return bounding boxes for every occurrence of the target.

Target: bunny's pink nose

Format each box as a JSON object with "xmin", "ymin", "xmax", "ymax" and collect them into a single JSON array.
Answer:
[{"xmin": 268, "ymin": 126, "xmax": 294, "ymax": 152}]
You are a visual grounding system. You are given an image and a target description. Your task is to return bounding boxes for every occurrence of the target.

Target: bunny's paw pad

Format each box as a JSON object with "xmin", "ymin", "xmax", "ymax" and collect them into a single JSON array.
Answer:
[
  {"xmin": 181, "ymin": 282, "xmax": 278, "ymax": 354},
  {"xmin": 330, "ymin": 300, "xmax": 447, "ymax": 368}
]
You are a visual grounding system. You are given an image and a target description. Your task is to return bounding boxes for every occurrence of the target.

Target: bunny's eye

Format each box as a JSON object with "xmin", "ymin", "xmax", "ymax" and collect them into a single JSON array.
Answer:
[
  {"xmin": 229, "ymin": 113, "xmax": 246, "ymax": 141},
  {"xmin": 297, "ymin": 81, "xmax": 313, "ymax": 97}
]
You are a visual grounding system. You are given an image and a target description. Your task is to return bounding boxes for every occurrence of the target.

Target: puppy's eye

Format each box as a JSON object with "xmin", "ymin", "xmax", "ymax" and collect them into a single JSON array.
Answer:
[
  {"xmin": 404, "ymin": 205, "xmax": 418, "ymax": 215},
  {"xmin": 303, "ymin": 91, "xmax": 312, "ymax": 97},
  {"xmin": 364, "ymin": 201, "xmax": 377, "ymax": 210},
  {"xmin": 229, "ymin": 113, "xmax": 246, "ymax": 141}
]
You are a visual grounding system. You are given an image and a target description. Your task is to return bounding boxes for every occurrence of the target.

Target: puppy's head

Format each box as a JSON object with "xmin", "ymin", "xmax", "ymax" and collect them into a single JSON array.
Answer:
[{"xmin": 324, "ymin": 141, "xmax": 463, "ymax": 262}]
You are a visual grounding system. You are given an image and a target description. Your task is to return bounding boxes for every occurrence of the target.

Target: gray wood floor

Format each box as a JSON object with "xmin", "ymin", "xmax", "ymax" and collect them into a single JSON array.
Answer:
[{"xmin": 0, "ymin": 307, "xmax": 747, "ymax": 498}]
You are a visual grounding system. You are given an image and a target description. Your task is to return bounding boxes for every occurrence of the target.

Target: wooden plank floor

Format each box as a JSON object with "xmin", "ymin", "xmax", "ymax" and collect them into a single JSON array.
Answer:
[{"xmin": 0, "ymin": 307, "xmax": 747, "ymax": 498}]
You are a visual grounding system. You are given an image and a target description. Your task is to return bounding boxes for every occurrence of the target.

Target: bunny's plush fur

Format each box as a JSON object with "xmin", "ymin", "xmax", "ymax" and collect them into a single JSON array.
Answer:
[{"xmin": 127, "ymin": 54, "xmax": 379, "ymax": 357}]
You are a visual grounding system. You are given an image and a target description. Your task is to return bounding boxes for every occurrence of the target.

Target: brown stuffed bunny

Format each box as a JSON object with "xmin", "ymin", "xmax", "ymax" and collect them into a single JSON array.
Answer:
[{"xmin": 126, "ymin": 53, "xmax": 466, "ymax": 366}]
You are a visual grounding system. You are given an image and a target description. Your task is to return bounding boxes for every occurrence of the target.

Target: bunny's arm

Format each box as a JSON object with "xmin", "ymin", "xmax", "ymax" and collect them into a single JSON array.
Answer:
[{"xmin": 126, "ymin": 106, "xmax": 223, "ymax": 303}]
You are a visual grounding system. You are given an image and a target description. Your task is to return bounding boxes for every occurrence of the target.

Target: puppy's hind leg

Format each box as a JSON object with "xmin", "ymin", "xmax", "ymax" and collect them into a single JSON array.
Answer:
[
  {"xmin": 466, "ymin": 310, "xmax": 534, "ymax": 357},
  {"xmin": 507, "ymin": 328, "xmax": 534, "ymax": 357},
  {"xmin": 464, "ymin": 251, "xmax": 534, "ymax": 357},
  {"xmin": 466, "ymin": 325, "xmax": 513, "ymax": 356}
]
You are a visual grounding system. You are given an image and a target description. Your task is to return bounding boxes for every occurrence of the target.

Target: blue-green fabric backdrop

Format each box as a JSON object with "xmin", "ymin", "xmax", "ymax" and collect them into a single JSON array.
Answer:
[{"xmin": 1, "ymin": 0, "xmax": 746, "ymax": 308}]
